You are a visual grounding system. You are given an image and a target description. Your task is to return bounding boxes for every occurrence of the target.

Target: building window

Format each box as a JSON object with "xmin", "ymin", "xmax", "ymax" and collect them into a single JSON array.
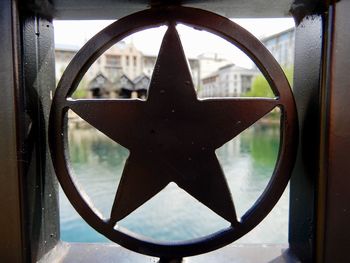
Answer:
[
  {"xmin": 126, "ymin": 56, "xmax": 129, "ymax": 66},
  {"xmin": 105, "ymin": 55, "xmax": 121, "ymax": 67}
]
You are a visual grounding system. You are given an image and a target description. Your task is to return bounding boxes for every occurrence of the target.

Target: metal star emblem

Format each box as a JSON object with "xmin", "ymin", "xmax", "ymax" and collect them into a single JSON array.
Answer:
[{"xmin": 70, "ymin": 24, "xmax": 277, "ymax": 226}]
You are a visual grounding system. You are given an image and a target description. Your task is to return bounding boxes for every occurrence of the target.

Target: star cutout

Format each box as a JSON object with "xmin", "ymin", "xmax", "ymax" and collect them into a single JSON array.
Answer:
[{"xmin": 69, "ymin": 24, "xmax": 278, "ymax": 226}]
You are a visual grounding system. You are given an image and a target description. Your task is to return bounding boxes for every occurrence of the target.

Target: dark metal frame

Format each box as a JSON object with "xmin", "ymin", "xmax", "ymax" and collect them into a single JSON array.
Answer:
[
  {"xmin": 0, "ymin": 1, "xmax": 24, "ymax": 261},
  {"xmin": 1, "ymin": 0, "xmax": 350, "ymax": 262}
]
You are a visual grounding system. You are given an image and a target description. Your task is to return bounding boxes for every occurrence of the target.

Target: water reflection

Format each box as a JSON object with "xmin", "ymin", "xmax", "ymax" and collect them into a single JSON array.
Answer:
[
  {"xmin": 68, "ymin": 128, "xmax": 129, "ymax": 165},
  {"xmin": 61, "ymin": 122, "xmax": 288, "ymax": 243}
]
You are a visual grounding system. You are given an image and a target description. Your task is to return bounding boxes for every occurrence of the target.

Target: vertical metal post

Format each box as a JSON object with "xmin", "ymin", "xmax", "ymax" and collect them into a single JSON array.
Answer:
[
  {"xmin": 0, "ymin": 0, "xmax": 25, "ymax": 262},
  {"xmin": 289, "ymin": 14, "xmax": 323, "ymax": 262},
  {"xmin": 0, "ymin": 1, "xmax": 59, "ymax": 261},
  {"xmin": 20, "ymin": 12, "xmax": 60, "ymax": 262},
  {"xmin": 317, "ymin": 1, "xmax": 350, "ymax": 262}
]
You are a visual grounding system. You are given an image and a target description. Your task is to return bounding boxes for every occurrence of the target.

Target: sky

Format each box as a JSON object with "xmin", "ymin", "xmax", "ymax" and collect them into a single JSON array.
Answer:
[{"xmin": 53, "ymin": 18, "xmax": 295, "ymax": 69}]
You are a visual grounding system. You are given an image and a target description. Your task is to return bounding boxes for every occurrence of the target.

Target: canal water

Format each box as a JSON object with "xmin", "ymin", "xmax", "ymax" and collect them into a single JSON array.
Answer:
[{"xmin": 60, "ymin": 120, "xmax": 289, "ymax": 244}]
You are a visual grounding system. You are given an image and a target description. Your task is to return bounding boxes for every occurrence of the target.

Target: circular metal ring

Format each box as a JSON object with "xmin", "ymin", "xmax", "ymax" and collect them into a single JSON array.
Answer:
[{"xmin": 49, "ymin": 5, "xmax": 298, "ymax": 258}]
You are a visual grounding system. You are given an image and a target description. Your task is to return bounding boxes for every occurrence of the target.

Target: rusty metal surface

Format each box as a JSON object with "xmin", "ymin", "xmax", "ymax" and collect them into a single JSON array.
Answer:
[
  {"xmin": 320, "ymin": 1, "xmax": 350, "ymax": 262},
  {"xmin": 0, "ymin": 0, "xmax": 24, "ymax": 261},
  {"xmin": 49, "ymin": 6, "xmax": 298, "ymax": 258}
]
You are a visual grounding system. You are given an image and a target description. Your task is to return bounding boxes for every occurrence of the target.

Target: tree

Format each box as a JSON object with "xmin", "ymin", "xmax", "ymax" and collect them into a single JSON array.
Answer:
[
  {"xmin": 57, "ymin": 65, "xmax": 88, "ymax": 98},
  {"xmin": 73, "ymin": 76, "xmax": 88, "ymax": 99},
  {"xmin": 244, "ymin": 67, "xmax": 294, "ymax": 98}
]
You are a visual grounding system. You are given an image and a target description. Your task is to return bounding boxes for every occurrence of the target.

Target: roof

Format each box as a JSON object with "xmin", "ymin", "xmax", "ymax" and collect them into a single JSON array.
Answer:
[
  {"xmin": 260, "ymin": 27, "xmax": 295, "ymax": 43},
  {"xmin": 55, "ymin": 43, "xmax": 80, "ymax": 52},
  {"xmin": 202, "ymin": 71, "xmax": 219, "ymax": 80},
  {"xmin": 87, "ymin": 73, "xmax": 113, "ymax": 90},
  {"xmin": 218, "ymin": 64, "xmax": 254, "ymax": 72},
  {"xmin": 143, "ymin": 53, "xmax": 198, "ymax": 61},
  {"xmin": 197, "ymin": 52, "xmax": 228, "ymax": 61},
  {"xmin": 133, "ymin": 74, "xmax": 149, "ymax": 84},
  {"xmin": 120, "ymin": 74, "xmax": 133, "ymax": 82},
  {"xmin": 218, "ymin": 63, "xmax": 235, "ymax": 70}
]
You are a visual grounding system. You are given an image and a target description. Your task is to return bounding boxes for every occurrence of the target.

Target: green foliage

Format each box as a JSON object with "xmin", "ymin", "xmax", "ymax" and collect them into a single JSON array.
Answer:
[
  {"xmin": 244, "ymin": 67, "xmax": 294, "ymax": 98},
  {"xmin": 73, "ymin": 77, "xmax": 88, "ymax": 99},
  {"xmin": 245, "ymin": 75, "xmax": 274, "ymax": 98},
  {"xmin": 74, "ymin": 88, "xmax": 87, "ymax": 99},
  {"xmin": 284, "ymin": 67, "xmax": 294, "ymax": 86},
  {"xmin": 250, "ymin": 128, "xmax": 279, "ymax": 167}
]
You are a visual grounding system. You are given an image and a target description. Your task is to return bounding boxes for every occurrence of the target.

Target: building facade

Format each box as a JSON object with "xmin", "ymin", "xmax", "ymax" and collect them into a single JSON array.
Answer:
[
  {"xmin": 55, "ymin": 44, "xmax": 81, "ymax": 82},
  {"xmin": 55, "ymin": 28, "xmax": 293, "ymax": 100},
  {"xmin": 200, "ymin": 64, "xmax": 257, "ymax": 97},
  {"xmin": 55, "ymin": 42, "xmax": 200, "ymax": 97},
  {"xmin": 142, "ymin": 54, "xmax": 200, "ymax": 88},
  {"xmin": 260, "ymin": 27, "xmax": 295, "ymax": 69},
  {"xmin": 197, "ymin": 52, "xmax": 232, "ymax": 81},
  {"xmin": 102, "ymin": 42, "xmax": 143, "ymax": 82}
]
